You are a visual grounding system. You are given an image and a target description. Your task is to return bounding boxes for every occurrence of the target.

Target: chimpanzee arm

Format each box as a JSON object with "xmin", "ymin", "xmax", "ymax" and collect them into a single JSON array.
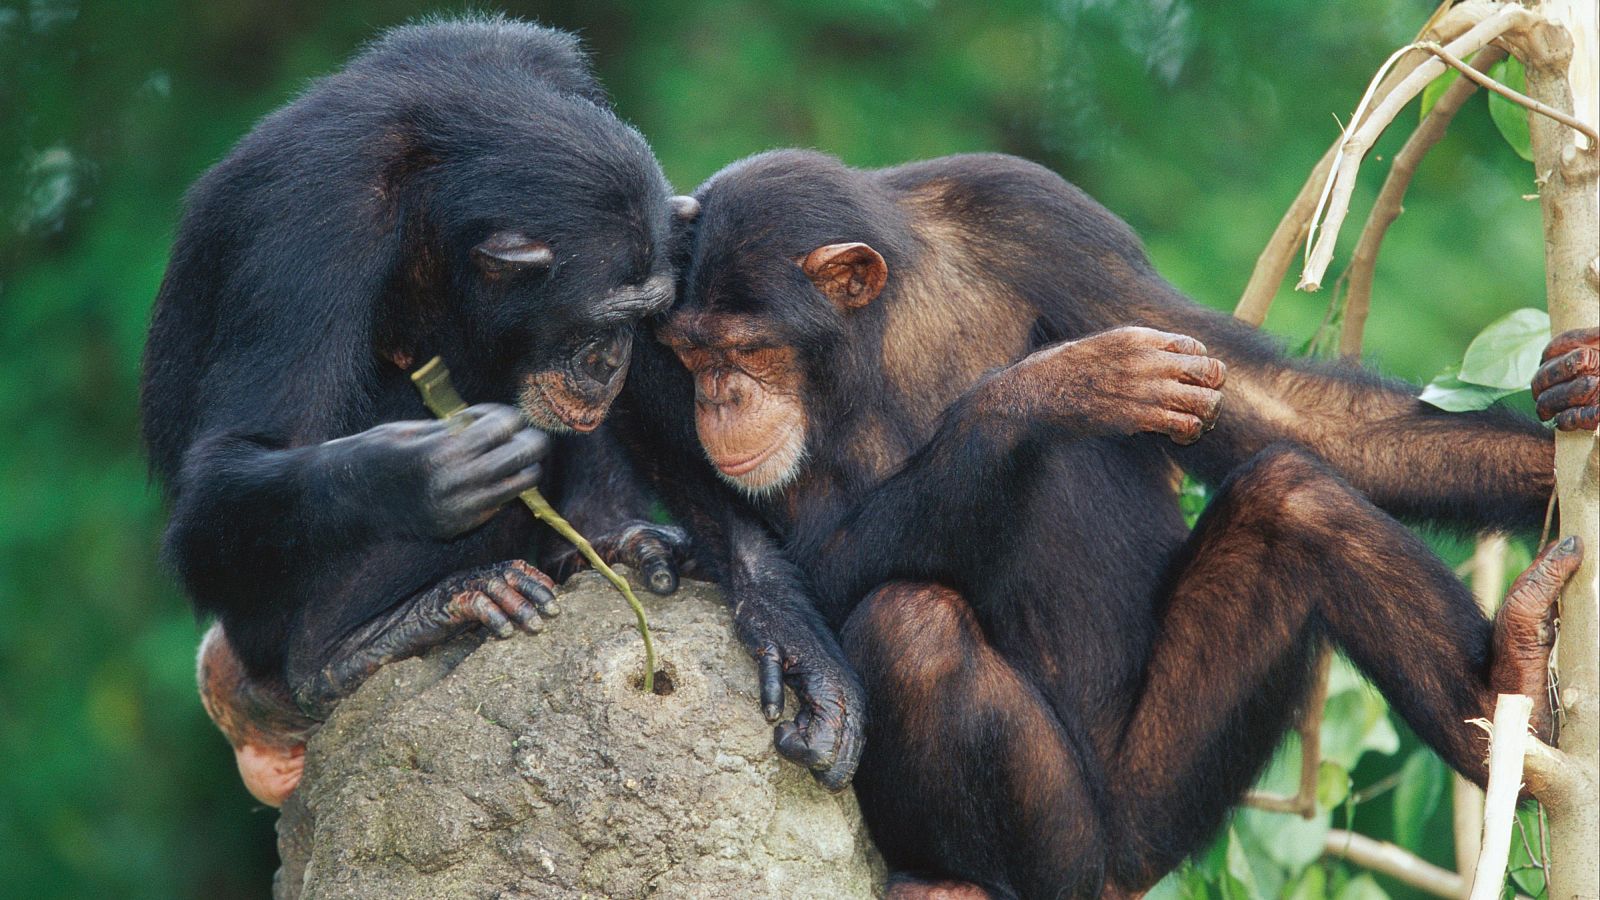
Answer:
[
  {"xmin": 1132, "ymin": 278, "xmax": 1555, "ymax": 533},
  {"xmin": 167, "ymin": 405, "xmax": 548, "ymax": 674},
  {"xmin": 803, "ymin": 326, "xmax": 1218, "ymax": 612},
  {"xmin": 612, "ymin": 345, "xmax": 864, "ymax": 791}
]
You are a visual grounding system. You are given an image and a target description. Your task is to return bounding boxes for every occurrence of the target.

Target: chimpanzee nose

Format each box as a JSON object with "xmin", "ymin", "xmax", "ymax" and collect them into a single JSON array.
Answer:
[{"xmin": 578, "ymin": 329, "xmax": 630, "ymax": 386}]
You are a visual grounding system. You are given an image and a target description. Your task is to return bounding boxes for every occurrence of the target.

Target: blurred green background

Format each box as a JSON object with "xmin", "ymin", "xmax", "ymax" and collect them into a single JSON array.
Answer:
[{"xmin": 0, "ymin": 0, "xmax": 1550, "ymax": 897}]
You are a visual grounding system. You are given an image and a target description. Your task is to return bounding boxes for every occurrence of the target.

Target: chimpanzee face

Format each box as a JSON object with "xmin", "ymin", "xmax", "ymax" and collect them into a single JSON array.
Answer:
[{"xmin": 413, "ymin": 103, "xmax": 679, "ymax": 434}]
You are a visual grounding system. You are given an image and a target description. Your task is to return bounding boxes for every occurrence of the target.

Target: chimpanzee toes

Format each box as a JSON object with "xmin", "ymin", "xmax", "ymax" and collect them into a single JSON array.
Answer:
[{"xmin": 1491, "ymin": 536, "xmax": 1582, "ymax": 736}]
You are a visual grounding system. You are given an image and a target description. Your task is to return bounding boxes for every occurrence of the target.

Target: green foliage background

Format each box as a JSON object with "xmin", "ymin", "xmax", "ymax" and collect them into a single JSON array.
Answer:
[{"xmin": 0, "ymin": 0, "xmax": 1549, "ymax": 896}]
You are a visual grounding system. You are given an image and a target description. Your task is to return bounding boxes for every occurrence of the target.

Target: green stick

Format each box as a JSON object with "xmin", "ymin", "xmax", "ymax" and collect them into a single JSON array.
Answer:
[{"xmin": 411, "ymin": 356, "xmax": 657, "ymax": 693}]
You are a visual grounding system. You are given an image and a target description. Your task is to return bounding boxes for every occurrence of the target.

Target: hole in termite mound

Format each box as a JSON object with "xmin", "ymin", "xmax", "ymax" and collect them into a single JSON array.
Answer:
[{"xmin": 631, "ymin": 661, "xmax": 677, "ymax": 696}]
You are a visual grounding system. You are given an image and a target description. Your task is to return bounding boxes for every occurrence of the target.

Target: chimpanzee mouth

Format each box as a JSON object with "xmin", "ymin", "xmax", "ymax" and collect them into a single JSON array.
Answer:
[
  {"xmin": 519, "ymin": 371, "xmax": 614, "ymax": 434},
  {"xmin": 707, "ymin": 425, "xmax": 807, "ymax": 496}
]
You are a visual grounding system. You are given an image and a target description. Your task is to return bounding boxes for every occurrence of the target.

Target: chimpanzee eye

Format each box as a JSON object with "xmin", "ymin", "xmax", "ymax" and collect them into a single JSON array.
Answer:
[{"xmin": 471, "ymin": 231, "xmax": 554, "ymax": 273}]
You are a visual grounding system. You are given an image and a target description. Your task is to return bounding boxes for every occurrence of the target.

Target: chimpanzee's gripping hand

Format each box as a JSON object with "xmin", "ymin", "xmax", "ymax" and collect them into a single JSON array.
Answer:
[
  {"xmin": 753, "ymin": 628, "xmax": 866, "ymax": 793},
  {"xmin": 1533, "ymin": 328, "xmax": 1599, "ymax": 432},
  {"xmin": 548, "ymin": 521, "xmax": 693, "ymax": 596},
  {"xmin": 1009, "ymin": 326, "xmax": 1227, "ymax": 445},
  {"xmin": 317, "ymin": 403, "xmax": 550, "ymax": 539}
]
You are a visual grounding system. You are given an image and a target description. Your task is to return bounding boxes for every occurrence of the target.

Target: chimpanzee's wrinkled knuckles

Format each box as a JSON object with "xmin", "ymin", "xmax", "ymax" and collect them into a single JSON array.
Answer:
[
  {"xmin": 1017, "ymin": 326, "xmax": 1226, "ymax": 443},
  {"xmin": 314, "ymin": 403, "xmax": 550, "ymax": 540},
  {"xmin": 547, "ymin": 521, "xmax": 691, "ymax": 595},
  {"xmin": 292, "ymin": 559, "xmax": 558, "ymax": 717},
  {"xmin": 1533, "ymin": 328, "xmax": 1600, "ymax": 431},
  {"xmin": 764, "ymin": 637, "xmax": 866, "ymax": 792}
]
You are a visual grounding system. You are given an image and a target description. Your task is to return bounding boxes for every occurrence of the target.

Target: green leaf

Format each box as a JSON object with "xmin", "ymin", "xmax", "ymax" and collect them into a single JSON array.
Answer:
[
  {"xmin": 1420, "ymin": 67, "xmax": 1460, "ymax": 121},
  {"xmin": 1392, "ymin": 751, "xmax": 1447, "ymax": 847},
  {"xmin": 1487, "ymin": 57, "xmax": 1535, "ymax": 162},
  {"xmin": 1286, "ymin": 865, "xmax": 1328, "ymax": 900},
  {"xmin": 1420, "ymin": 367, "xmax": 1520, "ymax": 412},
  {"xmin": 1317, "ymin": 760, "xmax": 1350, "ymax": 809},
  {"xmin": 1459, "ymin": 308, "xmax": 1551, "ymax": 389},
  {"xmin": 1224, "ymin": 828, "xmax": 1264, "ymax": 900},
  {"xmin": 1336, "ymin": 873, "xmax": 1391, "ymax": 900}
]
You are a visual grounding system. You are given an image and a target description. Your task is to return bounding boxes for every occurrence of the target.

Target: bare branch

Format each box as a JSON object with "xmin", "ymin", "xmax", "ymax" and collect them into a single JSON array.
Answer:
[
  {"xmin": 1339, "ymin": 46, "xmax": 1508, "ymax": 357},
  {"xmin": 1468, "ymin": 694, "xmax": 1533, "ymax": 900},
  {"xmin": 1300, "ymin": 3, "xmax": 1539, "ymax": 291},
  {"xmin": 1324, "ymin": 829, "xmax": 1465, "ymax": 898},
  {"xmin": 1233, "ymin": 0, "xmax": 1502, "ymax": 325},
  {"xmin": 1417, "ymin": 40, "xmax": 1599, "ymax": 144}
]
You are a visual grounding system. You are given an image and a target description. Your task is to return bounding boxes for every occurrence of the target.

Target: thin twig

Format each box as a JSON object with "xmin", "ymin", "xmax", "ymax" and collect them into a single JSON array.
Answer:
[
  {"xmin": 1324, "ymin": 829, "xmax": 1465, "ymax": 898},
  {"xmin": 1232, "ymin": 0, "xmax": 1490, "ymax": 324},
  {"xmin": 1417, "ymin": 40, "xmax": 1600, "ymax": 144},
  {"xmin": 1340, "ymin": 45, "xmax": 1509, "ymax": 357},
  {"xmin": 1301, "ymin": 3, "xmax": 1538, "ymax": 291}
]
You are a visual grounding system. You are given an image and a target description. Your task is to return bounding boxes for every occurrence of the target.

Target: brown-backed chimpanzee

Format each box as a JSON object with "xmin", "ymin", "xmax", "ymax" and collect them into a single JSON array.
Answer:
[
  {"xmin": 617, "ymin": 149, "xmax": 1597, "ymax": 898},
  {"xmin": 142, "ymin": 17, "xmax": 692, "ymax": 806}
]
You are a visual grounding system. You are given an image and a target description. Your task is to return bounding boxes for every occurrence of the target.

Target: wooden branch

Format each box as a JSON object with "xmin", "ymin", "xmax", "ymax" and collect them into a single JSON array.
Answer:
[
  {"xmin": 1454, "ymin": 535, "xmax": 1509, "ymax": 884},
  {"xmin": 1244, "ymin": 650, "xmax": 1331, "ymax": 818},
  {"xmin": 1324, "ymin": 829, "xmax": 1465, "ymax": 898},
  {"xmin": 1339, "ymin": 46, "xmax": 1509, "ymax": 357},
  {"xmin": 1300, "ymin": 3, "xmax": 1538, "ymax": 291},
  {"xmin": 1467, "ymin": 694, "xmax": 1533, "ymax": 900},
  {"xmin": 1233, "ymin": 0, "xmax": 1498, "ymax": 325},
  {"xmin": 1417, "ymin": 40, "xmax": 1600, "ymax": 144}
]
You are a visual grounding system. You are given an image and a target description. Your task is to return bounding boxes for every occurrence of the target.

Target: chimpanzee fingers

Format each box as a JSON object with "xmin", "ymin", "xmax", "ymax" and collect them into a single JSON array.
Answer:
[
  {"xmin": 1507, "ymin": 535, "xmax": 1584, "ymax": 599},
  {"xmin": 468, "ymin": 427, "xmax": 552, "ymax": 482},
  {"xmin": 757, "ymin": 643, "xmax": 784, "ymax": 722},
  {"xmin": 1540, "ymin": 327, "xmax": 1600, "ymax": 363},
  {"xmin": 481, "ymin": 577, "xmax": 543, "ymax": 634},
  {"xmin": 615, "ymin": 524, "xmax": 690, "ymax": 595},
  {"xmin": 1531, "ymin": 346, "xmax": 1597, "ymax": 395},
  {"xmin": 460, "ymin": 464, "xmax": 544, "ymax": 512},
  {"xmin": 1162, "ymin": 351, "xmax": 1227, "ymax": 389},
  {"xmin": 455, "ymin": 403, "xmax": 529, "ymax": 450},
  {"xmin": 506, "ymin": 561, "xmax": 560, "ymax": 617},
  {"xmin": 1535, "ymin": 373, "xmax": 1599, "ymax": 424},
  {"xmin": 1152, "ymin": 409, "xmax": 1207, "ymax": 445},
  {"xmin": 457, "ymin": 590, "xmax": 515, "ymax": 639},
  {"xmin": 1154, "ymin": 332, "xmax": 1207, "ymax": 357},
  {"xmin": 1553, "ymin": 406, "xmax": 1600, "ymax": 432},
  {"xmin": 812, "ymin": 717, "xmax": 864, "ymax": 793},
  {"xmin": 774, "ymin": 715, "xmax": 836, "ymax": 771}
]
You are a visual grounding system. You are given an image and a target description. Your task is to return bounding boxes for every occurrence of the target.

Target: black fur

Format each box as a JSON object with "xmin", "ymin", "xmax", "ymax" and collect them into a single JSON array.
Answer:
[
  {"xmin": 617, "ymin": 149, "xmax": 1557, "ymax": 897},
  {"xmin": 143, "ymin": 16, "xmax": 675, "ymax": 698}
]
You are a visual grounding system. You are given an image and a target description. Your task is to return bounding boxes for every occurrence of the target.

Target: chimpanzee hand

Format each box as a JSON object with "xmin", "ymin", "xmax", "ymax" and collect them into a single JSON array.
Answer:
[
  {"xmin": 1533, "ymin": 327, "xmax": 1599, "ymax": 432},
  {"xmin": 317, "ymin": 403, "xmax": 550, "ymax": 540},
  {"xmin": 1012, "ymin": 326, "xmax": 1227, "ymax": 445},
  {"xmin": 754, "ymin": 632, "xmax": 866, "ymax": 792},
  {"xmin": 547, "ymin": 521, "xmax": 693, "ymax": 596},
  {"xmin": 292, "ymin": 559, "xmax": 558, "ymax": 718}
]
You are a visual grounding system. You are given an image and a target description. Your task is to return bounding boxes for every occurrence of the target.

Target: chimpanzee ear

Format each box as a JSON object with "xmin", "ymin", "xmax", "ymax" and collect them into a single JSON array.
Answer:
[
  {"xmin": 669, "ymin": 195, "xmax": 701, "ymax": 223},
  {"xmin": 472, "ymin": 231, "xmax": 554, "ymax": 272},
  {"xmin": 797, "ymin": 242, "xmax": 887, "ymax": 310}
]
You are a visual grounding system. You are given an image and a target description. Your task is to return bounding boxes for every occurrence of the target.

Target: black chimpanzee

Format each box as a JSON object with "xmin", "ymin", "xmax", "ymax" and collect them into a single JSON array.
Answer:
[
  {"xmin": 143, "ymin": 16, "xmax": 691, "ymax": 805},
  {"xmin": 614, "ymin": 149, "xmax": 1596, "ymax": 898}
]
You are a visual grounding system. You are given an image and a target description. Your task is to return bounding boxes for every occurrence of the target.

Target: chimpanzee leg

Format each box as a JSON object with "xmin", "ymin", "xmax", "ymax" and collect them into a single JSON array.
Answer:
[
  {"xmin": 1105, "ymin": 444, "xmax": 1574, "ymax": 891},
  {"xmin": 842, "ymin": 582, "xmax": 1108, "ymax": 900}
]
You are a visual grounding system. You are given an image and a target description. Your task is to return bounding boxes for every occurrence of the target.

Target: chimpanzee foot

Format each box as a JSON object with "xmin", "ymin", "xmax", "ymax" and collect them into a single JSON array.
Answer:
[
  {"xmin": 291, "ymin": 559, "xmax": 558, "ymax": 718},
  {"xmin": 197, "ymin": 623, "xmax": 317, "ymax": 807},
  {"xmin": 1491, "ymin": 536, "xmax": 1583, "ymax": 740},
  {"xmin": 885, "ymin": 874, "xmax": 991, "ymax": 899},
  {"xmin": 549, "ymin": 521, "xmax": 692, "ymax": 595}
]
